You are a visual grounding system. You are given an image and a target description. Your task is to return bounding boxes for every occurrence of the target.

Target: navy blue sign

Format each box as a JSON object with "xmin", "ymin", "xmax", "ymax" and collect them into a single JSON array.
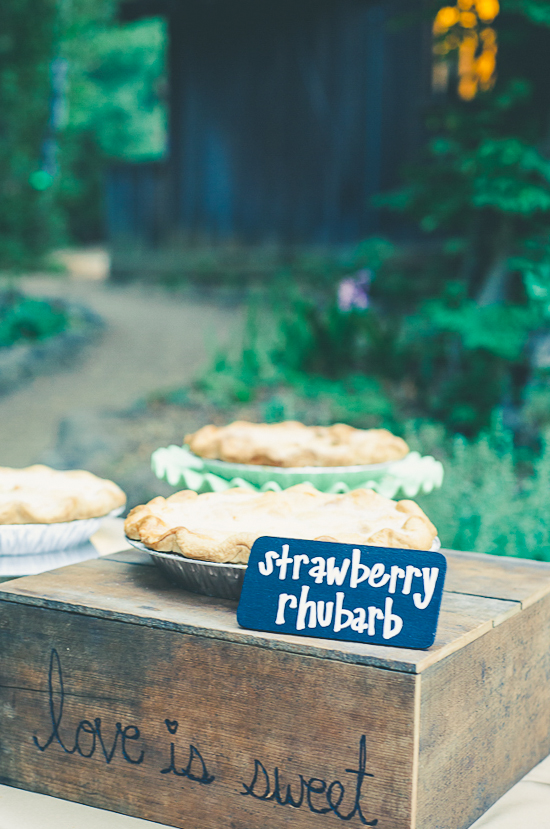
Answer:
[{"xmin": 237, "ymin": 537, "xmax": 447, "ymax": 650}]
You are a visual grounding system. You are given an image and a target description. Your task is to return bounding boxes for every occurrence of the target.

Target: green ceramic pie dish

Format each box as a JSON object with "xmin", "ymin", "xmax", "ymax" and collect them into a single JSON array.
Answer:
[{"xmin": 151, "ymin": 445, "xmax": 444, "ymax": 499}]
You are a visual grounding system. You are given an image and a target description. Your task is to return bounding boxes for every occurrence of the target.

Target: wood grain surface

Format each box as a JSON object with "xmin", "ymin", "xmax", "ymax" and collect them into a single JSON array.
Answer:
[
  {"xmin": 2, "ymin": 549, "xmax": 550, "ymax": 829},
  {"xmin": 0, "ymin": 602, "xmax": 416, "ymax": 829},
  {"xmin": 0, "ymin": 552, "xmax": 528, "ymax": 674},
  {"xmin": 417, "ymin": 591, "xmax": 550, "ymax": 829},
  {"xmin": 443, "ymin": 549, "xmax": 550, "ymax": 608}
]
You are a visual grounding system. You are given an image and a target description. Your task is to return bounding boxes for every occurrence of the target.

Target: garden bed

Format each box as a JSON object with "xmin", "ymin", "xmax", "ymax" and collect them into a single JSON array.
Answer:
[{"xmin": 0, "ymin": 292, "xmax": 104, "ymax": 396}]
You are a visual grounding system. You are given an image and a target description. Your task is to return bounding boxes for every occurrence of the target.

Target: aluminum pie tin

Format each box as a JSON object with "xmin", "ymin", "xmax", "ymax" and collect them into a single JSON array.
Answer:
[
  {"xmin": 126, "ymin": 537, "xmax": 246, "ymax": 600},
  {"xmin": 126, "ymin": 536, "xmax": 441, "ymax": 602},
  {"xmin": 0, "ymin": 507, "xmax": 125, "ymax": 557}
]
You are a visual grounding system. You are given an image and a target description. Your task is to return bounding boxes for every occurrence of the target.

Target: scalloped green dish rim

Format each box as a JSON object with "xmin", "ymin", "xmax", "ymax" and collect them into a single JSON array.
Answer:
[
  {"xmin": 198, "ymin": 453, "xmax": 405, "ymax": 488},
  {"xmin": 151, "ymin": 445, "xmax": 444, "ymax": 498}
]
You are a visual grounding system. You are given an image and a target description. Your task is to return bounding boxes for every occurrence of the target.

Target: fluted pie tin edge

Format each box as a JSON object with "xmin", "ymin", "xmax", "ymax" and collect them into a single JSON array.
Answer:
[
  {"xmin": 125, "ymin": 537, "xmax": 246, "ymax": 600},
  {"xmin": 125, "ymin": 536, "xmax": 441, "ymax": 601}
]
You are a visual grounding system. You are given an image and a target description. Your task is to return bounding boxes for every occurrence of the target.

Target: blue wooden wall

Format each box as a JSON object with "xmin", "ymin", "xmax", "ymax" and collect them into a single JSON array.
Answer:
[{"xmin": 110, "ymin": 0, "xmax": 427, "ymax": 248}]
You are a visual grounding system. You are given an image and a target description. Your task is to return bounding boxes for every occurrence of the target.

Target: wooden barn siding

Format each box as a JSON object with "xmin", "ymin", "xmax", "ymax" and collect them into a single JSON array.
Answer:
[
  {"xmin": 109, "ymin": 0, "xmax": 427, "ymax": 247},
  {"xmin": 105, "ymin": 162, "xmax": 169, "ymax": 246}
]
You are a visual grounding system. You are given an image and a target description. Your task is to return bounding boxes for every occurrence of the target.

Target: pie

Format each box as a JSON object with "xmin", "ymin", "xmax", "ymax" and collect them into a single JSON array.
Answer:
[
  {"xmin": 125, "ymin": 483, "xmax": 437, "ymax": 563},
  {"xmin": 0, "ymin": 465, "xmax": 126, "ymax": 524},
  {"xmin": 184, "ymin": 421, "xmax": 409, "ymax": 467}
]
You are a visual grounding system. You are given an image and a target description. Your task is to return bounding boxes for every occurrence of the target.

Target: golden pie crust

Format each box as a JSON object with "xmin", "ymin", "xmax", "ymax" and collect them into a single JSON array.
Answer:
[
  {"xmin": 0, "ymin": 465, "xmax": 126, "ymax": 524},
  {"xmin": 185, "ymin": 421, "xmax": 409, "ymax": 467},
  {"xmin": 125, "ymin": 483, "xmax": 437, "ymax": 563}
]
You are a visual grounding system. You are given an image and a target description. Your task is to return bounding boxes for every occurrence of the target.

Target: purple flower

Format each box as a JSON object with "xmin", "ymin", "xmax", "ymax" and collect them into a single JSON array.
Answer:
[{"xmin": 337, "ymin": 269, "xmax": 371, "ymax": 312}]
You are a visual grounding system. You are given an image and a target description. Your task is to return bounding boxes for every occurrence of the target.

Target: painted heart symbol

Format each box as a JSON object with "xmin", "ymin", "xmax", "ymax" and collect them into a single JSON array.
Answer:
[{"xmin": 165, "ymin": 719, "xmax": 178, "ymax": 734}]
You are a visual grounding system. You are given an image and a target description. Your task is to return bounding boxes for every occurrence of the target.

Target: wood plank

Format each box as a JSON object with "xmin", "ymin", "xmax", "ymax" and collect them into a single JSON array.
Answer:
[
  {"xmin": 0, "ymin": 556, "xmax": 520, "ymax": 675},
  {"xmin": 103, "ymin": 548, "xmax": 154, "ymax": 566},
  {"xmin": 2, "ymin": 549, "xmax": 550, "ymax": 828},
  {"xmin": 0, "ymin": 602, "xmax": 417, "ymax": 829},
  {"xmin": 415, "ymin": 591, "xmax": 520, "ymax": 671},
  {"xmin": 443, "ymin": 549, "xmax": 550, "ymax": 608},
  {"xmin": 112, "ymin": 546, "xmax": 550, "ymax": 610},
  {"xmin": 417, "ymin": 591, "xmax": 550, "ymax": 829}
]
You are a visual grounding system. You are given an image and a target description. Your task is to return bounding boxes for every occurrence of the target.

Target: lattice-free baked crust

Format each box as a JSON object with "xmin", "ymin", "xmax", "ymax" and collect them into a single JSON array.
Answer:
[
  {"xmin": 125, "ymin": 483, "xmax": 437, "ymax": 563},
  {"xmin": 0, "ymin": 465, "xmax": 126, "ymax": 524},
  {"xmin": 185, "ymin": 421, "xmax": 409, "ymax": 467}
]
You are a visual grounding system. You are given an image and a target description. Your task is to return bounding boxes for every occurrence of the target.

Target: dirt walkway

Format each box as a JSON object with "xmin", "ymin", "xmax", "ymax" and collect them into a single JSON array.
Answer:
[{"xmin": 0, "ymin": 277, "xmax": 242, "ymax": 468}]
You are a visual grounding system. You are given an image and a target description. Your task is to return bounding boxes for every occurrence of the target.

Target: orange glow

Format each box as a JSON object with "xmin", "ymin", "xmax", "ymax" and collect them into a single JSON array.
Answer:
[
  {"xmin": 433, "ymin": 41, "xmax": 451, "ymax": 55},
  {"xmin": 459, "ymin": 37, "xmax": 477, "ymax": 76},
  {"xmin": 480, "ymin": 27, "xmax": 496, "ymax": 45},
  {"xmin": 458, "ymin": 74, "xmax": 478, "ymax": 100},
  {"xmin": 433, "ymin": 6, "xmax": 461, "ymax": 33},
  {"xmin": 460, "ymin": 11, "xmax": 478, "ymax": 27},
  {"xmin": 432, "ymin": 0, "xmax": 499, "ymax": 99},
  {"xmin": 475, "ymin": 0, "xmax": 499, "ymax": 23},
  {"xmin": 476, "ymin": 49, "xmax": 497, "ymax": 83}
]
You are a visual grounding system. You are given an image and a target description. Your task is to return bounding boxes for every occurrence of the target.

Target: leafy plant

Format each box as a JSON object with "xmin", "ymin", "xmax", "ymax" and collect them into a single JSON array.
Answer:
[
  {"xmin": 0, "ymin": 0, "xmax": 63, "ymax": 268},
  {"xmin": 412, "ymin": 420, "xmax": 550, "ymax": 561},
  {"xmin": 62, "ymin": 13, "xmax": 167, "ymax": 162},
  {"xmin": 0, "ymin": 291, "xmax": 68, "ymax": 348},
  {"xmin": 190, "ymin": 281, "xmax": 397, "ymax": 430},
  {"xmin": 57, "ymin": 7, "xmax": 167, "ymax": 242},
  {"xmin": 192, "ymin": 0, "xmax": 550, "ymax": 436},
  {"xmin": 362, "ymin": 1, "xmax": 550, "ymax": 433},
  {"xmin": 0, "ymin": 0, "xmax": 168, "ymax": 260}
]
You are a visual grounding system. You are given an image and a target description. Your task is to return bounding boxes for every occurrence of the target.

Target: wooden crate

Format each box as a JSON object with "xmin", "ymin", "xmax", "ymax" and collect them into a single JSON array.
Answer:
[{"xmin": 1, "ymin": 547, "xmax": 550, "ymax": 829}]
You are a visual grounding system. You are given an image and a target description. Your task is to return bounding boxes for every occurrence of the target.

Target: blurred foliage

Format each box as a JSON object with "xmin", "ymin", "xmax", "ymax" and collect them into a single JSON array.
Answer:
[
  {"xmin": 194, "ymin": 2, "xmax": 550, "ymax": 440},
  {"xmin": 188, "ymin": 1, "xmax": 550, "ymax": 564},
  {"xmin": 59, "ymin": 6, "xmax": 167, "ymax": 243},
  {"xmin": 0, "ymin": 290, "xmax": 68, "ymax": 348},
  {"xmin": 62, "ymin": 13, "xmax": 166, "ymax": 161},
  {"xmin": 365, "ymin": 0, "xmax": 550, "ymax": 434},
  {"xmin": 0, "ymin": 0, "xmax": 167, "ymax": 261},
  {"xmin": 197, "ymin": 360, "xmax": 395, "ymax": 430},
  {"xmin": 412, "ymin": 420, "xmax": 550, "ymax": 560},
  {"xmin": 0, "ymin": 0, "xmax": 63, "ymax": 268},
  {"xmin": 196, "ymin": 237, "xmax": 542, "ymax": 438},
  {"xmin": 192, "ymin": 249, "xmax": 395, "ymax": 431},
  {"xmin": 157, "ymin": 347, "xmax": 550, "ymax": 559}
]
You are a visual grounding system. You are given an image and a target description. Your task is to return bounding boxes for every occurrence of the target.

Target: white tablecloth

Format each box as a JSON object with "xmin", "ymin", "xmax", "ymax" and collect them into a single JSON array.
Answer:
[{"xmin": 1, "ymin": 518, "xmax": 549, "ymax": 828}]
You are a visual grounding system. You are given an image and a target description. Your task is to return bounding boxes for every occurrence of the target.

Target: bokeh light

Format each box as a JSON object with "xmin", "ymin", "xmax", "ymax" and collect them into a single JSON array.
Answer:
[{"xmin": 432, "ymin": 0, "xmax": 499, "ymax": 99}]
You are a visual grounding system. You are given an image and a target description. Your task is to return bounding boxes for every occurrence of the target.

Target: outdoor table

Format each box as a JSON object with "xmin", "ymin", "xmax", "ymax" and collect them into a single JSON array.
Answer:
[{"xmin": 1, "ymin": 519, "xmax": 550, "ymax": 829}]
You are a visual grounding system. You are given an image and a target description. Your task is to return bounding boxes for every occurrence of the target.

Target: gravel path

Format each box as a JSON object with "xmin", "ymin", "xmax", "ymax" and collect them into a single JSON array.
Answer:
[{"xmin": 0, "ymin": 277, "xmax": 242, "ymax": 468}]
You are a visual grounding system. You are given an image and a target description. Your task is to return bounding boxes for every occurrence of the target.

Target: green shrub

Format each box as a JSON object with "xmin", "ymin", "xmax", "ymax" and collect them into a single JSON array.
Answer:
[
  {"xmin": 412, "ymin": 420, "xmax": 550, "ymax": 560},
  {"xmin": 62, "ymin": 14, "xmax": 166, "ymax": 162},
  {"xmin": 194, "ymin": 286, "xmax": 397, "ymax": 429},
  {"xmin": 58, "ymin": 9, "xmax": 167, "ymax": 242},
  {"xmin": 0, "ymin": 292, "xmax": 68, "ymax": 348},
  {"xmin": 197, "ymin": 264, "xmax": 538, "ymax": 436},
  {"xmin": 0, "ymin": 0, "xmax": 168, "ymax": 258},
  {"xmin": 0, "ymin": 0, "xmax": 63, "ymax": 268}
]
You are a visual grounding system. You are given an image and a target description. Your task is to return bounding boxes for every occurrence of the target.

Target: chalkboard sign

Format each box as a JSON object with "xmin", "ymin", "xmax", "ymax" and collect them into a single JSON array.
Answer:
[{"xmin": 237, "ymin": 537, "xmax": 446, "ymax": 650}]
